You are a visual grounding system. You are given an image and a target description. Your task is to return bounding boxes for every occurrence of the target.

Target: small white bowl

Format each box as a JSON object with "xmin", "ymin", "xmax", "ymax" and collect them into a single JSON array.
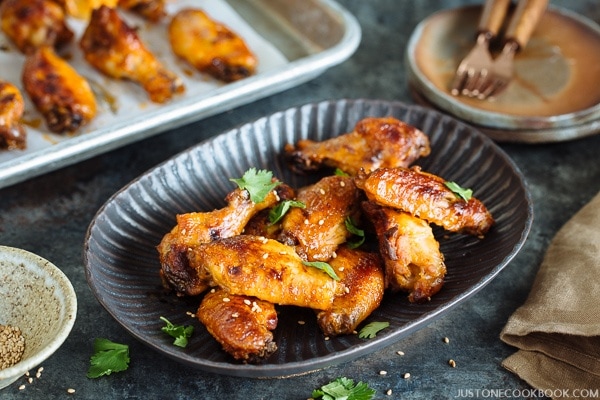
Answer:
[{"xmin": 0, "ymin": 246, "xmax": 77, "ymax": 389}]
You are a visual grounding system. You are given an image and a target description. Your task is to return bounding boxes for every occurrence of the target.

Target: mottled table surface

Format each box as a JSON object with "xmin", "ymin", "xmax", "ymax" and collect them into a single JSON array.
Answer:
[{"xmin": 1, "ymin": 1, "xmax": 599, "ymax": 399}]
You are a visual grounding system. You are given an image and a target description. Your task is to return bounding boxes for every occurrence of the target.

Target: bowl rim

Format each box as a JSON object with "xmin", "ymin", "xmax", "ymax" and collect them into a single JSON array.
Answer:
[{"xmin": 0, "ymin": 246, "xmax": 77, "ymax": 385}]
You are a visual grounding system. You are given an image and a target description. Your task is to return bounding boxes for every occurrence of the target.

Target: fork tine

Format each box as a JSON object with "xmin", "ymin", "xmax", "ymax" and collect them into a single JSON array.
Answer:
[{"xmin": 463, "ymin": 68, "xmax": 490, "ymax": 97}]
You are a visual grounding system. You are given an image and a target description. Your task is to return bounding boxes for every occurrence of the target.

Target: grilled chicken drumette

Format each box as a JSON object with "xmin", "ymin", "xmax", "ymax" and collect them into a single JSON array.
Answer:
[
  {"xmin": 316, "ymin": 246, "xmax": 385, "ymax": 336},
  {"xmin": 361, "ymin": 201, "xmax": 446, "ymax": 303},
  {"xmin": 169, "ymin": 8, "xmax": 257, "ymax": 82},
  {"xmin": 0, "ymin": 0, "xmax": 73, "ymax": 54},
  {"xmin": 284, "ymin": 117, "xmax": 431, "ymax": 176},
  {"xmin": 80, "ymin": 5, "xmax": 184, "ymax": 103},
  {"xmin": 197, "ymin": 288, "xmax": 278, "ymax": 362},
  {"xmin": 355, "ymin": 166, "xmax": 494, "ymax": 236},
  {"xmin": 118, "ymin": 0, "xmax": 165, "ymax": 22},
  {"xmin": 22, "ymin": 46, "xmax": 97, "ymax": 133},
  {"xmin": 278, "ymin": 175, "xmax": 362, "ymax": 262},
  {"xmin": 0, "ymin": 80, "xmax": 26, "ymax": 150}
]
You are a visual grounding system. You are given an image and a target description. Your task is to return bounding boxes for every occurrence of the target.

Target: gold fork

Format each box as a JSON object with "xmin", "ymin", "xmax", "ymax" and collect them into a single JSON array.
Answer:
[{"xmin": 450, "ymin": 0, "xmax": 511, "ymax": 98}]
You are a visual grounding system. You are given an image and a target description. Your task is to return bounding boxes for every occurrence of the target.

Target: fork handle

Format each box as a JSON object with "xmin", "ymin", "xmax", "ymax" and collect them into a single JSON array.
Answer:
[
  {"xmin": 505, "ymin": 0, "xmax": 548, "ymax": 49},
  {"xmin": 478, "ymin": 0, "xmax": 511, "ymax": 38}
]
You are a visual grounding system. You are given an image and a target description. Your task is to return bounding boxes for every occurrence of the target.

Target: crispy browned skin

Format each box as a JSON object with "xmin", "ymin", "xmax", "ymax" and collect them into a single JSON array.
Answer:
[
  {"xmin": 355, "ymin": 166, "xmax": 494, "ymax": 236},
  {"xmin": 316, "ymin": 246, "xmax": 385, "ymax": 336},
  {"xmin": 22, "ymin": 46, "xmax": 97, "ymax": 133},
  {"xmin": 118, "ymin": 0, "xmax": 165, "ymax": 22},
  {"xmin": 198, "ymin": 288, "xmax": 278, "ymax": 362},
  {"xmin": 279, "ymin": 175, "xmax": 362, "ymax": 262},
  {"xmin": 0, "ymin": 0, "xmax": 73, "ymax": 55},
  {"xmin": 0, "ymin": 80, "xmax": 26, "ymax": 150},
  {"xmin": 158, "ymin": 184, "xmax": 295, "ymax": 296},
  {"xmin": 361, "ymin": 201, "xmax": 446, "ymax": 302},
  {"xmin": 284, "ymin": 117, "xmax": 431, "ymax": 176},
  {"xmin": 169, "ymin": 8, "xmax": 257, "ymax": 82},
  {"xmin": 80, "ymin": 5, "xmax": 184, "ymax": 103},
  {"xmin": 187, "ymin": 235, "xmax": 341, "ymax": 310}
]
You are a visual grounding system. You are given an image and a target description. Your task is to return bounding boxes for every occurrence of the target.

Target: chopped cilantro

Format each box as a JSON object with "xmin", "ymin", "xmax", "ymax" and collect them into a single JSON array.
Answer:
[
  {"xmin": 358, "ymin": 321, "xmax": 390, "ymax": 339},
  {"xmin": 345, "ymin": 216, "xmax": 365, "ymax": 249},
  {"xmin": 268, "ymin": 200, "xmax": 305, "ymax": 224},
  {"xmin": 160, "ymin": 316, "xmax": 194, "ymax": 348},
  {"xmin": 334, "ymin": 168, "xmax": 350, "ymax": 177},
  {"xmin": 303, "ymin": 260, "xmax": 340, "ymax": 281},
  {"xmin": 444, "ymin": 181, "xmax": 473, "ymax": 201},
  {"xmin": 312, "ymin": 377, "xmax": 376, "ymax": 400},
  {"xmin": 87, "ymin": 338, "xmax": 130, "ymax": 378},
  {"xmin": 229, "ymin": 168, "xmax": 281, "ymax": 203}
]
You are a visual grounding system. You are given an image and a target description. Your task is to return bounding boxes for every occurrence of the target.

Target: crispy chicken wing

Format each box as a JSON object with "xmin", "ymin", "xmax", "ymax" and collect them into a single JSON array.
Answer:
[
  {"xmin": 169, "ymin": 8, "xmax": 257, "ymax": 82},
  {"xmin": 158, "ymin": 184, "xmax": 296, "ymax": 295},
  {"xmin": 186, "ymin": 235, "xmax": 341, "ymax": 310},
  {"xmin": 355, "ymin": 166, "xmax": 494, "ymax": 236},
  {"xmin": 316, "ymin": 246, "xmax": 385, "ymax": 336},
  {"xmin": 118, "ymin": 0, "xmax": 165, "ymax": 22},
  {"xmin": 278, "ymin": 175, "xmax": 362, "ymax": 262},
  {"xmin": 79, "ymin": 5, "xmax": 184, "ymax": 103},
  {"xmin": 197, "ymin": 288, "xmax": 278, "ymax": 362},
  {"xmin": 22, "ymin": 46, "xmax": 97, "ymax": 133},
  {"xmin": 0, "ymin": 80, "xmax": 26, "ymax": 150},
  {"xmin": 0, "ymin": 0, "xmax": 73, "ymax": 55},
  {"xmin": 284, "ymin": 117, "xmax": 431, "ymax": 176},
  {"xmin": 361, "ymin": 201, "xmax": 446, "ymax": 302}
]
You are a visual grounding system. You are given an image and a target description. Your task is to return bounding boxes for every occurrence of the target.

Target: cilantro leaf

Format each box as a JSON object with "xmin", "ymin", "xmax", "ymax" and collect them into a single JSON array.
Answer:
[
  {"xmin": 444, "ymin": 181, "xmax": 473, "ymax": 201},
  {"xmin": 229, "ymin": 168, "xmax": 281, "ymax": 203},
  {"xmin": 312, "ymin": 377, "xmax": 376, "ymax": 400},
  {"xmin": 345, "ymin": 216, "xmax": 365, "ymax": 249},
  {"xmin": 303, "ymin": 260, "xmax": 340, "ymax": 281},
  {"xmin": 87, "ymin": 338, "xmax": 130, "ymax": 378},
  {"xmin": 268, "ymin": 200, "xmax": 305, "ymax": 225},
  {"xmin": 160, "ymin": 316, "xmax": 194, "ymax": 348},
  {"xmin": 358, "ymin": 321, "xmax": 390, "ymax": 339},
  {"xmin": 334, "ymin": 168, "xmax": 349, "ymax": 177}
]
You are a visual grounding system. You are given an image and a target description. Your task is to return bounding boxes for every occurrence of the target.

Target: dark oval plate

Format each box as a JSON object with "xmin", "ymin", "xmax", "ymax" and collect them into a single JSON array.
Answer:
[{"xmin": 84, "ymin": 99, "xmax": 533, "ymax": 378}]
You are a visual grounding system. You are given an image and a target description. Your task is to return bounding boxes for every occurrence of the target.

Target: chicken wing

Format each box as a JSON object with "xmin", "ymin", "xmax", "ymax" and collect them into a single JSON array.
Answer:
[
  {"xmin": 158, "ymin": 183, "xmax": 295, "ymax": 295},
  {"xmin": 169, "ymin": 8, "xmax": 257, "ymax": 82},
  {"xmin": 361, "ymin": 201, "xmax": 446, "ymax": 302},
  {"xmin": 59, "ymin": 0, "xmax": 118, "ymax": 19},
  {"xmin": 197, "ymin": 288, "xmax": 278, "ymax": 362},
  {"xmin": 0, "ymin": 0, "xmax": 73, "ymax": 55},
  {"xmin": 186, "ymin": 235, "xmax": 342, "ymax": 310},
  {"xmin": 22, "ymin": 46, "xmax": 97, "ymax": 133},
  {"xmin": 278, "ymin": 175, "xmax": 362, "ymax": 262},
  {"xmin": 79, "ymin": 5, "xmax": 184, "ymax": 103},
  {"xmin": 0, "ymin": 80, "xmax": 26, "ymax": 150},
  {"xmin": 316, "ymin": 246, "xmax": 385, "ymax": 336},
  {"xmin": 284, "ymin": 117, "xmax": 431, "ymax": 176},
  {"xmin": 355, "ymin": 166, "xmax": 494, "ymax": 236},
  {"xmin": 118, "ymin": 0, "xmax": 165, "ymax": 22}
]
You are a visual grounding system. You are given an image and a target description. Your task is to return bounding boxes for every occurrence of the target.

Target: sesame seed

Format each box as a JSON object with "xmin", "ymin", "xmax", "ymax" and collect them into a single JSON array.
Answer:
[
  {"xmin": 304, "ymin": 219, "xmax": 309, "ymax": 225},
  {"xmin": 340, "ymin": 181, "xmax": 346, "ymax": 187},
  {"xmin": 28, "ymin": 377, "xmax": 33, "ymax": 384},
  {"xmin": 0, "ymin": 324, "xmax": 25, "ymax": 370},
  {"xmin": 274, "ymin": 192, "xmax": 280, "ymax": 201},
  {"xmin": 403, "ymin": 373, "xmax": 411, "ymax": 379},
  {"xmin": 210, "ymin": 288, "xmax": 216, "ymax": 293},
  {"xmin": 443, "ymin": 337, "xmax": 450, "ymax": 343},
  {"xmin": 344, "ymin": 287, "xmax": 350, "ymax": 294},
  {"xmin": 243, "ymin": 299, "xmax": 252, "ymax": 305},
  {"xmin": 396, "ymin": 350, "xmax": 405, "ymax": 356},
  {"xmin": 262, "ymin": 253, "xmax": 269, "ymax": 259},
  {"xmin": 318, "ymin": 219, "xmax": 324, "ymax": 225},
  {"xmin": 449, "ymin": 359, "xmax": 456, "ymax": 368},
  {"xmin": 386, "ymin": 389, "xmax": 393, "ymax": 395},
  {"xmin": 298, "ymin": 320, "xmax": 305, "ymax": 325},
  {"xmin": 379, "ymin": 370, "xmax": 387, "ymax": 376},
  {"xmin": 231, "ymin": 312, "xmax": 239, "ymax": 318},
  {"xmin": 67, "ymin": 388, "xmax": 76, "ymax": 394},
  {"xmin": 331, "ymin": 251, "xmax": 337, "ymax": 259},
  {"xmin": 319, "ymin": 188, "xmax": 326, "ymax": 195},
  {"xmin": 35, "ymin": 372, "xmax": 41, "ymax": 379},
  {"xmin": 222, "ymin": 297, "xmax": 231, "ymax": 302},
  {"xmin": 324, "ymin": 336, "xmax": 330, "ymax": 341},
  {"xmin": 18, "ymin": 385, "xmax": 25, "ymax": 390}
]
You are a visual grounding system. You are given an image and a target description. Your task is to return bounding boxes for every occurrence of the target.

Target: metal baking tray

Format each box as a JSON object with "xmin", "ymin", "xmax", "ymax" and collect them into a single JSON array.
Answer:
[{"xmin": 0, "ymin": 0, "xmax": 360, "ymax": 190}]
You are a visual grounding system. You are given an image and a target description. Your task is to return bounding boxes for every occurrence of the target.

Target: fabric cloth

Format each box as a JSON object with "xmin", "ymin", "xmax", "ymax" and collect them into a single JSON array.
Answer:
[{"xmin": 500, "ymin": 191, "xmax": 600, "ymax": 398}]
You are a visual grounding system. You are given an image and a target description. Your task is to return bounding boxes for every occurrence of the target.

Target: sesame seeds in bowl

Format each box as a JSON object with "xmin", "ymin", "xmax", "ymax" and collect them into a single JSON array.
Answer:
[{"xmin": 0, "ymin": 246, "xmax": 77, "ymax": 390}]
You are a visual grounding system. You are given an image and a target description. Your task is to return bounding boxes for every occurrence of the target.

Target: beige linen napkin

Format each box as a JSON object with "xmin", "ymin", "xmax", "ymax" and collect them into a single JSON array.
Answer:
[{"xmin": 500, "ymin": 191, "xmax": 600, "ymax": 397}]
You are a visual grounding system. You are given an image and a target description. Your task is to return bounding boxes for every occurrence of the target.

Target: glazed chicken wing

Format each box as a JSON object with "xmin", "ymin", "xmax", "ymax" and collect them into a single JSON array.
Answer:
[
  {"xmin": 59, "ymin": 0, "xmax": 118, "ymax": 19},
  {"xmin": 22, "ymin": 46, "xmax": 97, "ymax": 133},
  {"xmin": 0, "ymin": 80, "xmax": 26, "ymax": 150},
  {"xmin": 278, "ymin": 175, "xmax": 362, "ymax": 262},
  {"xmin": 197, "ymin": 288, "xmax": 278, "ymax": 362},
  {"xmin": 186, "ymin": 235, "xmax": 341, "ymax": 310},
  {"xmin": 80, "ymin": 5, "xmax": 184, "ymax": 103},
  {"xmin": 284, "ymin": 117, "xmax": 431, "ymax": 176},
  {"xmin": 169, "ymin": 8, "xmax": 257, "ymax": 82},
  {"xmin": 361, "ymin": 201, "xmax": 446, "ymax": 303},
  {"xmin": 355, "ymin": 166, "xmax": 494, "ymax": 236},
  {"xmin": 118, "ymin": 0, "xmax": 165, "ymax": 22},
  {"xmin": 316, "ymin": 246, "xmax": 385, "ymax": 336},
  {"xmin": 0, "ymin": 0, "xmax": 73, "ymax": 55}
]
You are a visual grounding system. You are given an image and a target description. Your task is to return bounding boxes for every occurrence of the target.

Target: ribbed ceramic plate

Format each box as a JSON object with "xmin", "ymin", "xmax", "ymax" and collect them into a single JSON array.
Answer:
[{"xmin": 84, "ymin": 99, "xmax": 533, "ymax": 378}]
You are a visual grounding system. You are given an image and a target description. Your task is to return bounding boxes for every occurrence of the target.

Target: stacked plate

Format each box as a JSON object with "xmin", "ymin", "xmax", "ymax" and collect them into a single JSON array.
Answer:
[{"xmin": 406, "ymin": 5, "xmax": 600, "ymax": 143}]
